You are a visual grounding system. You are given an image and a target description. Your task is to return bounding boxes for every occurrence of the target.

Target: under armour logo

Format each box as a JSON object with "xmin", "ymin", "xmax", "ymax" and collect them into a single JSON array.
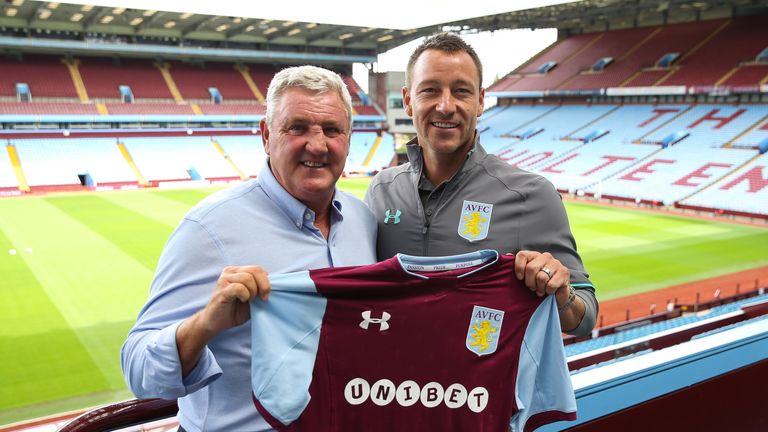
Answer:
[
  {"xmin": 384, "ymin": 209, "xmax": 401, "ymax": 225},
  {"xmin": 360, "ymin": 310, "xmax": 391, "ymax": 331}
]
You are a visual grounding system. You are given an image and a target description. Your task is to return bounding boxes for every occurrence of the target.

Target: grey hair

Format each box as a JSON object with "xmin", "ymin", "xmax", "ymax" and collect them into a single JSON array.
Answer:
[{"xmin": 264, "ymin": 65, "xmax": 353, "ymax": 131}]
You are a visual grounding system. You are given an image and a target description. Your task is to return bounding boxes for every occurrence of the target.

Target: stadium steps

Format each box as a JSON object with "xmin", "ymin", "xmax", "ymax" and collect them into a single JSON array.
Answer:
[
  {"xmin": 554, "ymin": 34, "xmax": 606, "ymax": 90},
  {"xmin": 116, "ymin": 141, "xmax": 149, "ymax": 186},
  {"xmin": 654, "ymin": 19, "xmax": 731, "ymax": 86},
  {"xmin": 61, "ymin": 58, "xmax": 90, "ymax": 102},
  {"xmin": 96, "ymin": 102, "xmax": 109, "ymax": 115},
  {"xmin": 362, "ymin": 135, "xmax": 383, "ymax": 167},
  {"xmin": 635, "ymin": 104, "xmax": 695, "ymax": 144},
  {"xmin": 679, "ymin": 151, "xmax": 764, "ymax": 202},
  {"xmin": 565, "ymin": 105, "xmax": 622, "ymax": 138},
  {"xmin": 5, "ymin": 143, "xmax": 30, "ymax": 192},
  {"xmin": 190, "ymin": 103, "xmax": 204, "ymax": 115},
  {"xmin": 211, "ymin": 139, "xmax": 249, "ymax": 180},
  {"xmin": 715, "ymin": 66, "xmax": 741, "ymax": 86},
  {"xmin": 155, "ymin": 62, "xmax": 185, "ymax": 103},
  {"xmin": 724, "ymin": 112, "xmax": 768, "ymax": 148},
  {"xmin": 234, "ymin": 65, "xmax": 266, "ymax": 103}
]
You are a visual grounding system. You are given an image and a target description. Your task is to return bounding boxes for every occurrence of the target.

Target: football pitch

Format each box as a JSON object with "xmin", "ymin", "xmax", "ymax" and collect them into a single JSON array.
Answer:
[{"xmin": 1, "ymin": 179, "xmax": 766, "ymax": 424}]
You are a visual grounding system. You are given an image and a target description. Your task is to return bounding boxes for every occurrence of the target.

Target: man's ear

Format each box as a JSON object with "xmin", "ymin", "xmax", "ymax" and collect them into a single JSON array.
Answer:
[
  {"xmin": 260, "ymin": 118, "xmax": 270, "ymax": 155},
  {"xmin": 402, "ymin": 86, "xmax": 413, "ymax": 117}
]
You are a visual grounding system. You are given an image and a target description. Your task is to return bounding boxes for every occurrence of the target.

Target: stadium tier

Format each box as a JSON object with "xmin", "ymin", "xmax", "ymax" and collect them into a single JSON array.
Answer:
[
  {"xmin": 0, "ymin": 54, "xmax": 77, "ymax": 98},
  {"xmin": 641, "ymin": 104, "xmax": 768, "ymax": 148},
  {"xmin": 491, "ymin": 16, "xmax": 768, "ymax": 93},
  {"xmin": 78, "ymin": 57, "xmax": 174, "ymax": 100},
  {"xmin": 0, "ymin": 55, "xmax": 381, "ymax": 120},
  {"xmin": 478, "ymin": 102, "xmax": 768, "ymax": 216}
]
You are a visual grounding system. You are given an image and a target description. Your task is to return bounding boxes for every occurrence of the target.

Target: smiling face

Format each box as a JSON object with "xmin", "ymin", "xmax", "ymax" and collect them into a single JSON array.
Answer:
[
  {"xmin": 404, "ymin": 49, "xmax": 485, "ymax": 166},
  {"xmin": 261, "ymin": 87, "xmax": 350, "ymax": 212}
]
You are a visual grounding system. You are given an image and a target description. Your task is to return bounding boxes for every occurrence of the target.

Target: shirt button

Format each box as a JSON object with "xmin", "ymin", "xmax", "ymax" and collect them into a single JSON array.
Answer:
[
  {"xmin": 304, "ymin": 213, "xmax": 311, "ymax": 220},
  {"xmin": 426, "ymin": 209, "xmax": 433, "ymax": 216}
]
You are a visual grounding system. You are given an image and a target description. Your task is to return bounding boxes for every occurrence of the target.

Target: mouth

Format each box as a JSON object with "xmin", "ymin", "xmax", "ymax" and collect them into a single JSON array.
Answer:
[
  {"xmin": 431, "ymin": 121, "xmax": 459, "ymax": 129},
  {"xmin": 302, "ymin": 161, "xmax": 327, "ymax": 168}
]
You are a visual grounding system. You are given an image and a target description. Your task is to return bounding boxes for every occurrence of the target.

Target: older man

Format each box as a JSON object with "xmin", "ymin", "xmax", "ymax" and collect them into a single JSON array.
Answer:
[
  {"xmin": 122, "ymin": 65, "xmax": 377, "ymax": 431},
  {"xmin": 365, "ymin": 32, "xmax": 597, "ymax": 336}
]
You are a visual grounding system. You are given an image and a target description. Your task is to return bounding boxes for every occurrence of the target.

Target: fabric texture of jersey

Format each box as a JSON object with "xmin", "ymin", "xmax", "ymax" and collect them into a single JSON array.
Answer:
[
  {"xmin": 250, "ymin": 250, "xmax": 576, "ymax": 432},
  {"xmin": 121, "ymin": 164, "xmax": 377, "ymax": 432},
  {"xmin": 364, "ymin": 137, "xmax": 596, "ymax": 336}
]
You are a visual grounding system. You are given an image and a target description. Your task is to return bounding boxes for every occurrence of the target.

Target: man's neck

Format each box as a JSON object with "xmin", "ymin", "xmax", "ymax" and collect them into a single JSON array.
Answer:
[
  {"xmin": 421, "ymin": 143, "xmax": 474, "ymax": 186},
  {"xmin": 313, "ymin": 206, "xmax": 332, "ymax": 239}
]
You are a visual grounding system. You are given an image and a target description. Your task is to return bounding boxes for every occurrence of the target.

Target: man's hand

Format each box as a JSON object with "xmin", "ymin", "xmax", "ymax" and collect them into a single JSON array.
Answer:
[
  {"xmin": 514, "ymin": 250, "xmax": 584, "ymax": 332},
  {"xmin": 514, "ymin": 251, "xmax": 570, "ymax": 303},
  {"xmin": 177, "ymin": 266, "xmax": 271, "ymax": 376}
]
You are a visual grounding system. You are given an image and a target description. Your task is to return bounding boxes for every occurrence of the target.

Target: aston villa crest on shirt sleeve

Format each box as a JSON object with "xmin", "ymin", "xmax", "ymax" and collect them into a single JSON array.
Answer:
[
  {"xmin": 458, "ymin": 200, "xmax": 493, "ymax": 242},
  {"xmin": 466, "ymin": 305, "xmax": 504, "ymax": 356}
]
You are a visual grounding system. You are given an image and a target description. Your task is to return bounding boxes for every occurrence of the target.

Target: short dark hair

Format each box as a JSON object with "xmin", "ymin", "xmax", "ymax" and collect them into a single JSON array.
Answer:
[{"xmin": 405, "ymin": 32, "xmax": 483, "ymax": 89}]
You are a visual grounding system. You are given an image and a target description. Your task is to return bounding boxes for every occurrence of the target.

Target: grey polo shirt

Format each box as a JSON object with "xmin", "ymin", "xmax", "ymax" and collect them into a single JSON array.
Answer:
[{"xmin": 365, "ymin": 137, "xmax": 597, "ymax": 336}]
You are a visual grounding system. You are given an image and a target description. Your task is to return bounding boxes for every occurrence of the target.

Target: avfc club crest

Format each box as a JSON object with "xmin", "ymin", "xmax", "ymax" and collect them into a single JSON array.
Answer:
[
  {"xmin": 458, "ymin": 200, "xmax": 493, "ymax": 242},
  {"xmin": 466, "ymin": 305, "xmax": 504, "ymax": 356}
]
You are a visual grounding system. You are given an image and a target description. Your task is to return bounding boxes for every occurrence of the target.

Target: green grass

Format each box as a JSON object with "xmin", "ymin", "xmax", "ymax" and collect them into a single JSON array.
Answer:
[{"xmin": 0, "ymin": 182, "xmax": 766, "ymax": 425}]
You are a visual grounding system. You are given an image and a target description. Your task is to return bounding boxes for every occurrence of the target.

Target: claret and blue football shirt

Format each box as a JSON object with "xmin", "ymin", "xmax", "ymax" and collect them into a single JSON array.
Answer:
[{"xmin": 250, "ymin": 250, "xmax": 576, "ymax": 432}]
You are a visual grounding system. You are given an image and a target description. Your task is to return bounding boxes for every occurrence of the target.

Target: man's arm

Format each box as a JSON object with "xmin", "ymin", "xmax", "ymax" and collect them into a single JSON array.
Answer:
[
  {"xmin": 176, "ymin": 265, "xmax": 270, "ymax": 376},
  {"xmin": 121, "ymin": 220, "xmax": 269, "ymax": 398},
  {"xmin": 514, "ymin": 177, "xmax": 598, "ymax": 336}
]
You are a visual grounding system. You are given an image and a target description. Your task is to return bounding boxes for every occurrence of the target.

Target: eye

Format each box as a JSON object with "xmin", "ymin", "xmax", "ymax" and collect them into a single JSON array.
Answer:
[
  {"xmin": 324, "ymin": 127, "xmax": 341, "ymax": 137},
  {"xmin": 287, "ymin": 124, "xmax": 306, "ymax": 134}
]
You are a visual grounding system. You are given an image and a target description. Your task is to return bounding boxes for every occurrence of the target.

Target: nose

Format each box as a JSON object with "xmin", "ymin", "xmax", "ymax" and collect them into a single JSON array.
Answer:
[
  {"xmin": 305, "ymin": 126, "xmax": 329, "ymax": 154},
  {"xmin": 436, "ymin": 89, "xmax": 455, "ymax": 115}
]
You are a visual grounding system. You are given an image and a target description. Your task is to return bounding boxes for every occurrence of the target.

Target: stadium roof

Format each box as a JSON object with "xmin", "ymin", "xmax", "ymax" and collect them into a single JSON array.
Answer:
[{"xmin": 0, "ymin": 0, "xmax": 765, "ymax": 60}]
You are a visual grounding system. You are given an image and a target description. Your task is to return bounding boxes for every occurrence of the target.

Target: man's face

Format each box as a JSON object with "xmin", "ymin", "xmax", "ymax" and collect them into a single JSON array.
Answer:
[
  {"xmin": 261, "ymin": 87, "xmax": 350, "ymax": 210},
  {"xmin": 404, "ymin": 49, "xmax": 484, "ymax": 160}
]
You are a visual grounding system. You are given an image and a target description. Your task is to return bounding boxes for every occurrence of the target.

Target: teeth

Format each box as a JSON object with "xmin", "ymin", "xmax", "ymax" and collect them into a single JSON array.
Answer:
[
  {"xmin": 432, "ymin": 122, "xmax": 458, "ymax": 128},
  {"xmin": 303, "ymin": 161, "xmax": 325, "ymax": 167}
]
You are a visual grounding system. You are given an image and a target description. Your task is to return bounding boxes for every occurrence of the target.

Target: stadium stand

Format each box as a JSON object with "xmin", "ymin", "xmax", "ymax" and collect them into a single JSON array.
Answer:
[
  {"xmin": 566, "ymin": 104, "xmax": 691, "ymax": 144},
  {"xmin": 587, "ymin": 145, "xmax": 756, "ymax": 203},
  {"xmin": 641, "ymin": 104, "xmax": 768, "ymax": 148},
  {"xmin": 0, "ymin": 102, "xmax": 99, "ymax": 115},
  {"xmin": 600, "ymin": 20, "xmax": 726, "ymax": 88},
  {"xmin": 346, "ymin": 131, "xmax": 380, "ymax": 170},
  {"xmin": 680, "ymin": 151, "xmax": 768, "ymax": 216},
  {"xmin": 165, "ymin": 61, "xmax": 257, "ymax": 101},
  {"xmin": 660, "ymin": 16, "xmax": 768, "ymax": 87},
  {"xmin": 530, "ymin": 141, "xmax": 659, "ymax": 193},
  {"xmin": 557, "ymin": 27, "xmax": 660, "ymax": 91},
  {"xmin": 0, "ymin": 144, "xmax": 18, "ymax": 190},
  {"xmin": 214, "ymin": 135, "xmax": 267, "ymax": 177},
  {"xmin": 122, "ymin": 137, "xmax": 239, "ymax": 182},
  {"xmin": 13, "ymin": 138, "xmax": 138, "ymax": 186},
  {"xmin": 102, "ymin": 102, "xmax": 196, "ymax": 115},
  {"xmin": 492, "ymin": 16, "xmax": 768, "ymax": 93},
  {"xmin": 565, "ymin": 294, "xmax": 768, "ymax": 357},
  {"xmin": 0, "ymin": 54, "xmax": 77, "ymax": 99},
  {"xmin": 365, "ymin": 132, "xmax": 396, "ymax": 171},
  {"xmin": 77, "ymin": 57, "xmax": 173, "ymax": 100}
]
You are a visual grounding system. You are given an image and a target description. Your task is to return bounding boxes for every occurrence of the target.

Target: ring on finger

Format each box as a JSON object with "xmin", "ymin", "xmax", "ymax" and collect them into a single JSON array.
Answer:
[{"xmin": 539, "ymin": 267, "xmax": 553, "ymax": 279}]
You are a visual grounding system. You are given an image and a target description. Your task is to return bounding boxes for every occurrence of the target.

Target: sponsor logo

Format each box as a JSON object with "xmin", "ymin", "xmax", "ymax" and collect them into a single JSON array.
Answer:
[
  {"xmin": 466, "ymin": 306, "xmax": 504, "ymax": 356},
  {"xmin": 360, "ymin": 310, "xmax": 391, "ymax": 331},
  {"xmin": 384, "ymin": 209, "xmax": 401, "ymax": 225},
  {"xmin": 458, "ymin": 200, "xmax": 493, "ymax": 241},
  {"xmin": 344, "ymin": 378, "xmax": 489, "ymax": 412}
]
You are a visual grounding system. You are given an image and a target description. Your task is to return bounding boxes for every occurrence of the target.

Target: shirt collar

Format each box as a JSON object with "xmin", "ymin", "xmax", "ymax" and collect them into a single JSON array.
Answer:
[{"xmin": 257, "ymin": 163, "xmax": 344, "ymax": 230}]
